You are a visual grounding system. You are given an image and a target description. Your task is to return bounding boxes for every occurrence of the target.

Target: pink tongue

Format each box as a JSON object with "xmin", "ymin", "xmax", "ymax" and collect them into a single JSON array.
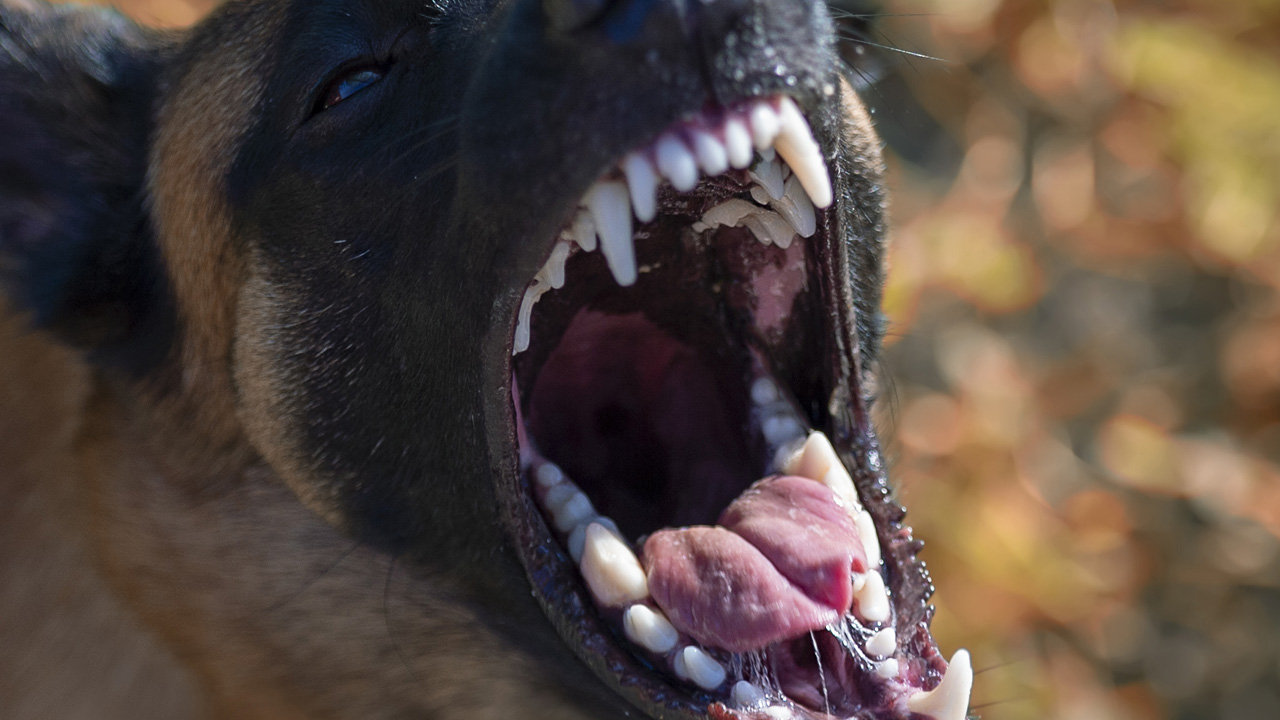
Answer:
[{"xmin": 641, "ymin": 476, "xmax": 867, "ymax": 653}]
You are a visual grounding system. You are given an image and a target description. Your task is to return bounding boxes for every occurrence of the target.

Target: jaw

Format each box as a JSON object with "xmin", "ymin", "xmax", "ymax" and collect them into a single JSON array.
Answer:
[{"xmin": 484, "ymin": 83, "xmax": 970, "ymax": 720}]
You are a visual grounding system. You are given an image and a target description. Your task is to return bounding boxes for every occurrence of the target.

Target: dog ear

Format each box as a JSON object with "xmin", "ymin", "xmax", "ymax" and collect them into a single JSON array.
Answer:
[{"xmin": 0, "ymin": 0, "xmax": 174, "ymax": 372}]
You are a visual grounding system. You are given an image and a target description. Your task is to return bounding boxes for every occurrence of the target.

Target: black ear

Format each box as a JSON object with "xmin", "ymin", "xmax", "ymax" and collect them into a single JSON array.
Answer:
[{"xmin": 0, "ymin": 0, "xmax": 173, "ymax": 372}]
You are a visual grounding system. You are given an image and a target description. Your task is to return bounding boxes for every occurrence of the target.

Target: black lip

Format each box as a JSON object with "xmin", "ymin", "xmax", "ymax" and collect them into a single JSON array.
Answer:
[{"xmin": 486, "ymin": 84, "xmax": 945, "ymax": 720}]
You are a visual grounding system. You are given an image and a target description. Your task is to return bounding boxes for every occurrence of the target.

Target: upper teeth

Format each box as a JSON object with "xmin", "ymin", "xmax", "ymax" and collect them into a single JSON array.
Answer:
[
  {"xmin": 906, "ymin": 650, "xmax": 974, "ymax": 720},
  {"xmin": 513, "ymin": 96, "xmax": 832, "ymax": 355}
]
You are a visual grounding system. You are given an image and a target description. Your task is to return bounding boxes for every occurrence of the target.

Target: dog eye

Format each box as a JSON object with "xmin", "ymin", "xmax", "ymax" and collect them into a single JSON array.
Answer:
[{"xmin": 318, "ymin": 67, "xmax": 385, "ymax": 112}]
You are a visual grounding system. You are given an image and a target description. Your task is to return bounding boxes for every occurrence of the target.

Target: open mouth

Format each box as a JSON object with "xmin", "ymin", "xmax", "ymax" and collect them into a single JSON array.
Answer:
[{"xmin": 506, "ymin": 95, "xmax": 972, "ymax": 720}]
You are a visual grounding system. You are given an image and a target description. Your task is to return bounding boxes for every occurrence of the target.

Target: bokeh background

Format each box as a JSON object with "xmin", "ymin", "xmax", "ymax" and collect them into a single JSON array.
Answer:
[{"xmin": 77, "ymin": 0, "xmax": 1280, "ymax": 718}]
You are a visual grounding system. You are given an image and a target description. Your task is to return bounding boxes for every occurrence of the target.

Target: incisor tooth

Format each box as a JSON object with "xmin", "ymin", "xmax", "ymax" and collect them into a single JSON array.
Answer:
[
  {"xmin": 655, "ymin": 134, "xmax": 699, "ymax": 192},
  {"xmin": 553, "ymin": 492, "xmax": 595, "ymax": 533},
  {"xmin": 579, "ymin": 523, "xmax": 648, "ymax": 607},
  {"xmin": 680, "ymin": 646, "xmax": 726, "ymax": 691},
  {"xmin": 567, "ymin": 516, "xmax": 620, "ymax": 562},
  {"xmin": 856, "ymin": 508, "xmax": 882, "ymax": 570},
  {"xmin": 691, "ymin": 130, "xmax": 729, "ymax": 176},
  {"xmin": 906, "ymin": 650, "xmax": 974, "ymax": 720},
  {"xmin": 543, "ymin": 483, "xmax": 577, "ymax": 514},
  {"xmin": 622, "ymin": 153, "xmax": 659, "ymax": 223},
  {"xmin": 724, "ymin": 118, "xmax": 754, "ymax": 169},
  {"xmin": 866, "ymin": 627, "xmax": 897, "ymax": 658},
  {"xmin": 623, "ymin": 605, "xmax": 679, "ymax": 654},
  {"xmin": 855, "ymin": 570, "xmax": 891, "ymax": 623},
  {"xmin": 535, "ymin": 463, "xmax": 563, "ymax": 489},
  {"xmin": 732, "ymin": 680, "xmax": 765, "ymax": 707},
  {"xmin": 786, "ymin": 432, "xmax": 839, "ymax": 483},
  {"xmin": 875, "ymin": 658, "xmax": 900, "ymax": 679},
  {"xmin": 774, "ymin": 97, "xmax": 833, "ymax": 209},
  {"xmin": 749, "ymin": 103, "xmax": 781, "ymax": 150},
  {"xmin": 584, "ymin": 181, "xmax": 636, "ymax": 287}
]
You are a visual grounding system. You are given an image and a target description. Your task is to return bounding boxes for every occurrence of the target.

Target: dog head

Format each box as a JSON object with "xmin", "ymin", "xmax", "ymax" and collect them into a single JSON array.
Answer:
[{"xmin": 0, "ymin": 0, "xmax": 970, "ymax": 717}]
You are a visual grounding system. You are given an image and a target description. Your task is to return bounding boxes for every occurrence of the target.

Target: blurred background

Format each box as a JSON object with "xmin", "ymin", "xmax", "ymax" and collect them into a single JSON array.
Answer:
[{"xmin": 81, "ymin": 0, "xmax": 1280, "ymax": 718}]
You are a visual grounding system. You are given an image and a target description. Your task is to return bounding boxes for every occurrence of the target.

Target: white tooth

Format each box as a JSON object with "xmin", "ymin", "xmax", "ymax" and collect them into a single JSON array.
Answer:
[
  {"xmin": 568, "ymin": 516, "xmax": 620, "ymax": 562},
  {"xmin": 680, "ymin": 647, "xmax": 726, "ymax": 691},
  {"xmin": 622, "ymin": 153, "xmax": 659, "ymax": 223},
  {"xmin": 554, "ymin": 492, "xmax": 596, "ymax": 533},
  {"xmin": 855, "ymin": 570, "xmax": 891, "ymax": 623},
  {"xmin": 569, "ymin": 210, "xmax": 598, "ymax": 252},
  {"xmin": 535, "ymin": 463, "xmax": 564, "ymax": 489},
  {"xmin": 786, "ymin": 432, "xmax": 839, "ymax": 481},
  {"xmin": 655, "ymin": 134, "xmax": 699, "ymax": 192},
  {"xmin": 761, "ymin": 414, "xmax": 804, "ymax": 446},
  {"xmin": 875, "ymin": 658, "xmax": 900, "ymax": 679},
  {"xmin": 741, "ymin": 211, "xmax": 795, "ymax": 249},
  {"xmin": 774, "ymin": 97, "xmax": 833, "ymax": 209},
  {"xmin": 750, "ymin": 186, "xmax": 772, "ymax": 205},
  {"xmin": 852, "ymin": 572, "xmax": 867, "ymax": 594},
  {"xmin": 771, "ymin": 176, "xmax": 817, "ymax": 238},
  {"xmin": 584, "ymin": 181, "xmax": 637, "ymax": 287},
  {"xmin": 750, "ymin": 156, "xmax": 786, "ymax": 200},
  {"xmin": 765, "ymin": 707, "xmax": 791, "ymax": 720},
  {"xmin": 579, "ymin": 523, "xmax": 648, "ymax": 607},
  {"xmin": 723, "ymin": 118, "xmax": 754, "ymax": 169},
  {"xmin": 537, "ymin": 241, "xmax": 571, "ymax": 289},
  {"xmin": 623, "ymin": 605, "xmax": 679, "ymax": 654},
  {"xmin": 866, "ymin": 628, "xmax": 897, "ymax": 659},
  {"xmin": 732, "ymin": 680, "xmax": 765, "ymax": 707},
  {"xmin": 513, "ymin": 279, "xmax": 551, "ymax": 355},
  {"xmin": 820, "ymin": 465, "xmax": 857, "ymax": 506},
  {"xmin": 906, "ymin": 650, "xmax": 974, "ymax": 720},
  {"xmin": 543, "ymin": 483, "xmax": 578, "ymax": 514},
  {"xmin": 856, "ymin": 509, "xmax": 882, "ymax": 569},
  {"xmin": 700, "ymin": 199, "xmax": 761, "ymax": 229},
  {"xmin": 751, "ymin": 377, "xmax": 779, "ymax": 405},
  {"xmin": 749, "ymin": 103, "xmax": 781, "ymax": 150},
  {"xmin": 691, "ymin": 131, "xmax": 729, "ymax": 177}
]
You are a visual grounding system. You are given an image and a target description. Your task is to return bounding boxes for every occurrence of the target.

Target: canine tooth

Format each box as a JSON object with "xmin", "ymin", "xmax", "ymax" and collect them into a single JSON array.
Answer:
[
  {"xmin": 875, "ymin": 659, "xmax": 900, "ymax": 679},
  {"xmin": 569, "ymin": 210, "xmax": 598, "ymax": 252},
  {"xmin": 750, "ymin": 157, "xmax": 786, "ymax": 200},
  {"xmin": 724, "ymin": 118, "xmax": 754, "ymax": 169},
  {"xmin": 535, "ymin": 463, "xmax": 564, "ymax": 489},
  {"xmin": 855, "ymin": 571, "xmax": 891, "ymax": 623},
  {"xmin": 772, "ymin": 176, "xmax": 817, "ymax": 238},
  {"xmin": 732, "ymin": 680, "xmax": 765, "ymax": 707},
  {"xmin": 749, "ymin": 103, "xmax": 782, "ymax": 150},
  {"xmin": 623, "ymin": 605, "xmax": 679, "ymax": 654},
  {"xmin": 856, "ymin": 509, "xmax": 882, "ymax": 569},
  {"xmin": 680, "ymin": 647, "xmax": 726, "ymax": 691},
  {"xmin": 567, "ymin": 516, "xmax": 620, "ymax": 562},
  {"xmin": 622, "ymin": 153, "xmax": 659, "ymax": 223},
  {"xmin": 774, "ymin": 97, "xmax": 833, "ymax": 209},
  {"xmin": 554, "ymin": 492, "xmax": 595, "ymax": 533},
  {"xmin": 579, "ymin": 523, "xmax": 648, "ymax": 606},
  {"xmin": 656, "ymin": 134, "xmax": 699, "ymax": 192},
  {"xmin": 584, "ymin": 181, "xmax": 637, "ymax": 287},
  {"xmin": 906, "ymin": 650, "xmax": 974, "ymax": 720},
  {"xmin": 750, "ymin": 186, "xmax": 772, "ymax": 205},
  {"xmin": 691, "ymin": 131, "xmax": 729, "ymax": 177},
  {"xmin": 866, "ymin": 628, "xmax": 896, "ymax": 659},
  {"xmin": 751, "ymin": 377, "xmax": 780, "ymax": 405}
]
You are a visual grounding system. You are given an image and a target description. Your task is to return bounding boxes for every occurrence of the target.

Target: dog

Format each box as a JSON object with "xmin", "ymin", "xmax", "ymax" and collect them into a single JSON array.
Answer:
[{"xmin": 0, "ymin": 0, "xmax": 971, "ymax": 718}]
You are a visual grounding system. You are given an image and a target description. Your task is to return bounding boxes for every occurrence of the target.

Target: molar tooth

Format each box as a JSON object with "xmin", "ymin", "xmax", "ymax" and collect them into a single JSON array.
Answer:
[
  {"xmin": 537, "ymin": 241, "xmax": 571, "ymax": 289},
  {"xmin": 750, "ymin": 186, "xmax": 772, "ymax": 206},
  {"xmin": 875, "ymin": 658, "xmax": 900, "ymax": 679},
  {"xmin": 723, "ymin": 118, "xmax": 754, "ymax": 169},
  {"xmin": 623, "ymin": 605, "xmax": 679, "ymax": 654},
  {"xmin": 568, "ymin": 210, "xmax": 597, "ymax": 252},
  {"xmin": 771, "ymin": 176, "xmax": 817, "ymax": 238},
  {"xmin": 749, "ymin": 156, "xmax": 786, "ymax": 200},
  {"xmin": 906, "ymin": 650, "xmax": 974, "ymax": 720},
  {"xmin": 748, "ymin": 102, "xmax": 781, "ymax": 150},
  {"xmin": 622, "ymin": 153, "xmax": 659, "ymax": 223},
  {"xmin": 655, "ymin": 134, "xmax": 699, "ymax": 192},
  {"xmin": 773, "ymin": 97, "xmax": 833, "ymax": 209},
  {"xmin": 584, "ymin": 181, "xmax": 636, "ymax": 287},
  {"xmin": 855, "ymin": 570, "xmax": 891, "ymax": 623},
  {"xmin": 731, "ymin": 680, "xmax": 765, "ymax": 707},
  {"xmin": 691, "ymin": 130, "xmax": 729, "ymax": 177},
  {"xmin": 866, "ymin": 627, "xmax": 897, "ymax": 659},
  {"xmin": 740, "ymin": 211, "xmax": 795, "ymax": 249},
  {"xmin": 553, "ymin": 492, "xmax": 595, "ymax": 533},
  {"xmin": 700, "ymin": 198, "xmax": 761, "ymax": 229},
  {"xmin": 679, "ymin": 647, "xmax": 726, "ymax": 691},
  {"xmin": 579, "ymin": 523, "xmax": 648, "ymax": 607}
]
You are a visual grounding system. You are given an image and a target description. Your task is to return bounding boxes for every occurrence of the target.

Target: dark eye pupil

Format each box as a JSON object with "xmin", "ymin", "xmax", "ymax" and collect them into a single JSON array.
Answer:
[{"xmin": 323, "ymin": 68, "xmax": 384, "ymax": 110}]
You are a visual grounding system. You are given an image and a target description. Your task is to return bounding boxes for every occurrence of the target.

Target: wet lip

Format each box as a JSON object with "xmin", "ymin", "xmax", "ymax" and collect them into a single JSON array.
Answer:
[{"xmin": 498, "ymin": 93, "xmax": 969, "ymax": 720}]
